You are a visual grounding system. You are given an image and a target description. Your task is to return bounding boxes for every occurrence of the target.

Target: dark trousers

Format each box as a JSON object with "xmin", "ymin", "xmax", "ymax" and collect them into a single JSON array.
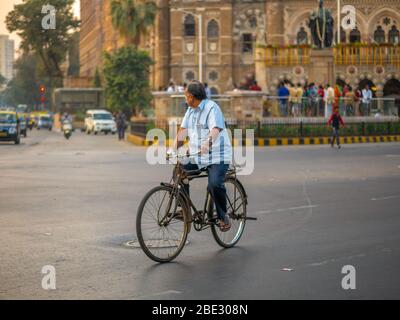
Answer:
[
  {"xmin": 182, "ymin": 163, "xmax": 229, "ymax": 221},
  {"xmin": 331, "ymin": 127, "xmax": 340, "ymax": 146},
  {"xmin": 118, "ymin": 127, "xmax": 125, "ymax": 140}
]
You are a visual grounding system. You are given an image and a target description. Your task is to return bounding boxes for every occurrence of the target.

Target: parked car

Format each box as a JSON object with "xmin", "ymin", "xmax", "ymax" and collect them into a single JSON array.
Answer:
[
  {"xmin": 84, "ymin": 110, "xmax": 117, "ymax": 135},
  {"xmin": 0, "ymin": 111, "xmax": 21, "ymax": 144}
]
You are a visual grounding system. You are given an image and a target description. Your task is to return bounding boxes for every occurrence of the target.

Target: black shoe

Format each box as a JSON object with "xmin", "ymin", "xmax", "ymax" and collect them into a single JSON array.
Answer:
[{"xmin": 338, "ymin": 145, "xmax": 341, "ymax": 149}]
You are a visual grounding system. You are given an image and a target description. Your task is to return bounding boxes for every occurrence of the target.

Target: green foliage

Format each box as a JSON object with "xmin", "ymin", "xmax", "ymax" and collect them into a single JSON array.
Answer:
[
  {"xmin": 1, "ymin": 54, "xmax": 50, "ymax": 109},
  {"xmin": 6, "ymin": 0, "xmax": 79, "ymax": 82},
  {"xmin": 103, "ymin": 46, "xmax": 154, "ymax": 116},
  {"xmin": 93, "ymin": 68, "xmax": 102, "ymax": 88},
  {"xmin": 110, "ymin": 0, "xmax": 156, "ymax": 46}
]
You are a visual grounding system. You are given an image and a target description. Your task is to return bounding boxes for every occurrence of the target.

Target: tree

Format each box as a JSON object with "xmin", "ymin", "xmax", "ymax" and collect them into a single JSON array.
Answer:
[
  {"xmin": 110, "ymin": 0, "xmax": 156, "ymax": 46},
  {"xmin": 0, "ymin": 74, "xmax": 6, "ymax": 86},
  {"xmin": 1, "ymin": 54, "xmax": 45, "ymax": 109},
  {"xmin": 6, "ymin": 0, "xmax": 79, "ymax": 86},
  {"xmin": 93, "ymin": 68, "xmax": 102, "ymax": 88},
  {"xmin": 103, "ymin": 46, "xmax": 153, "ymax": 116}
]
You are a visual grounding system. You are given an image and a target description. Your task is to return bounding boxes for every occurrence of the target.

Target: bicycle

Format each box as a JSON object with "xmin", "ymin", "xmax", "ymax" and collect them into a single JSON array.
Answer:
[{"xmin": 136, "ymin": 152, "xmax": 256, "ymax": 263}]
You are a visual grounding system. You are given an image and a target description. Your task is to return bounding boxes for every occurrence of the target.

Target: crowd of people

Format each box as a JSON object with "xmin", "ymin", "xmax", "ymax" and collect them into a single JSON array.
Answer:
[
  {"xmin": 164, "ymin": 81, "xmax": 213, "ymax": 99},
  {"xmin": 277, "ymin": 81, "xmax": 375, "ymax": 118}
]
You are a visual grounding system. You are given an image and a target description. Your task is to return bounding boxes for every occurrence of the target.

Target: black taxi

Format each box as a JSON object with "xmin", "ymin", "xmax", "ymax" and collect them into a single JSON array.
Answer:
[{"xmin": 0, "ymin": 111, "xmax": 21, "ymax": 144}]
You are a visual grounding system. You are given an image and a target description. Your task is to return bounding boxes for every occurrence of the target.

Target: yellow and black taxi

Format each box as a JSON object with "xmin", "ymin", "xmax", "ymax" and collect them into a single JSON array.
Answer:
[{"xmin": 0, "ymin": 111, "xmax": 21, "ymax": 144}]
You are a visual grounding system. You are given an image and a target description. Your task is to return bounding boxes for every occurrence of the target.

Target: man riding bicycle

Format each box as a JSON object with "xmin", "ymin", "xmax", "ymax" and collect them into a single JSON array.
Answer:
[{"xmin": 169, "ymin": 80, "xmax": 233, "ymax": 232}]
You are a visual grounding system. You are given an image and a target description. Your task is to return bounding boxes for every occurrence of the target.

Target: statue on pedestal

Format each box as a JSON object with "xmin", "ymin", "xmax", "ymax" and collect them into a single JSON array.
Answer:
[{"xmin": 308, "ymin": 0, "xmax": 334, "ymax": 49}]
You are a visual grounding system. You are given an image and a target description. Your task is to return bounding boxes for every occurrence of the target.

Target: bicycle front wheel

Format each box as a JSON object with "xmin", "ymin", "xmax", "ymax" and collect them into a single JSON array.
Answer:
[
  {"xmin": 208, "ymin": 178, "xmax": 247, "ymax": 248},
  {"xmin": 136, "ymin": 185, "xmax": 189, "ymax": 263}
]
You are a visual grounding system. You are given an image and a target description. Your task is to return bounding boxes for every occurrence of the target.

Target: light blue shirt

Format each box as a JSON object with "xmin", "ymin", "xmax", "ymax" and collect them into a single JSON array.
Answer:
[{"xmin": 181, "ymin": 99, "xmax": 232, "ymax": 168}]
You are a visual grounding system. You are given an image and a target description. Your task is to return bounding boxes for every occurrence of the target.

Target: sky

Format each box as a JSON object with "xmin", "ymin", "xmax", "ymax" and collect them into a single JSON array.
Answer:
[{"xmin": 0, "ymin": 0, "xmax": 80, "ymax": 55}]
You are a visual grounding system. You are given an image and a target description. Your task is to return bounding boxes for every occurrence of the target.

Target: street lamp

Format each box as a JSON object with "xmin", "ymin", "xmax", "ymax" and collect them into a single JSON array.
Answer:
[{"xmin": 177, "ymin": 9, "xmax": 203, "ymax": 83}]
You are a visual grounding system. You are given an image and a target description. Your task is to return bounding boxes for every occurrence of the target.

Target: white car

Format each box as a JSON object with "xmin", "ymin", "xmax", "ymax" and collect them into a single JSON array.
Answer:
[{"xmin": 84, "ymin": 110, "xmax": 117, "ymax": 135}]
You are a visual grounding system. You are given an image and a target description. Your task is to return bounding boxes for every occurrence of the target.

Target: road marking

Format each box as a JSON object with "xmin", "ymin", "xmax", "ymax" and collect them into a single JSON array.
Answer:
[
  {"xmin": 370, "ymin": 195, "xmax": 399, "ymax": 201},
  {"xmin": 256, "ymin": 205, "xmax": 318, "ymax": 215}
]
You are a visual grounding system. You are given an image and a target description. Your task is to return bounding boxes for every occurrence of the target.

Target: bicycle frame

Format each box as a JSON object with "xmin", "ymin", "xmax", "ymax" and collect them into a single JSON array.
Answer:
[{"xmin": 160, "ymin": 157, "xmax": 249, "ymax": 231}]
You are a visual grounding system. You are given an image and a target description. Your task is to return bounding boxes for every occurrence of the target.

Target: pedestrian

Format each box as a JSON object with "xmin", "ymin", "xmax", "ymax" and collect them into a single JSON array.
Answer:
[
  {"xmin": 204, "ymin": 82, "xmax": 212, "ymax": 99},
  {"xmin": 289, "ymin": 83, "xmax": 296, "ymax": 116},
  {"xmin": 116, "ymin": 111, "xmax": 126, "ymax": 141},
  {"xmin": 317, "ymin": 84, "xmax": 325, "ymax": 116},
  {"xmin": 362, "ymin": 84, "xmax": 373, "ymax": 116},
  {"xmin": 309, "ymin": 83, "xmax": 318, "ymax": 116},
  {"xmin": 327, "ymin": 105, "xmax": 345, "ymax": 149},
  {"xmin": 277, "ymin": 82, "xmax": 289, "ymax": 116},
  {"xmin": 291, "ymin": 83, "xmax": 303, "ymax": 117},
  {"xmin": 325, "ymin": 84, "xmax": 335, "ymax": 118},
  {"xmin": 344, "ymin": 86, "xmax": 355, "ymax": 116},
  {"xmin": 249, "ymin": 80, "xmax": 262, "ymax": 91},
  {"xmin": 167, "ymin": 82, "xmax": 176, "ymax": 93},
  {"xmin": 354, "ymin": 87, "xmax": 362, "ymax": 116}
]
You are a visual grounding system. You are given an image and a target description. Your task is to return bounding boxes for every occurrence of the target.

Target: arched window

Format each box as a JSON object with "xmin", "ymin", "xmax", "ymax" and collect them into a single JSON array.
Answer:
[
  {"xmin": 184, "ymin": 15, "xmax": 195, "ymax": 37},
  {"xmin": 335, "ymin": 27, "xmax": 346, "ymax": 43},
  {"xmin": 374, "ymin": 26, "xmax": 386, "ymax": 44},
  {"xmin": 207, "ymin": 20, "xmax": 219, "ymax": 38},
  {"xmin": 389, "ymin": 25, "xmax": 399, "ymax": 44},
  {"xmin": 349, "ymin": 28, "xmax": 361, "ymax": 43},
  {"xmin": 241, "ymin": 33, "xmax": 253, "ymax": 53},
  {"xmin": 296, "ymin": 27, "xmax": 308, "ymax": 44},
  {"xmin": 185, "ymin": 71, "xmax": 195, "ymax": 81},
  {"xmin": 248, "ymin": 16, "xmax": 257, "ymax": 29}
]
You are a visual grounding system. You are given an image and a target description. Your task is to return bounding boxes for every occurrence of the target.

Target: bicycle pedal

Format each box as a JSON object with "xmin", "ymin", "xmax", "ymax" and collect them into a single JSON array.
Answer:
[{"xmin": 245, "ymin": 216, "xmax": 258, "ymax": 221}]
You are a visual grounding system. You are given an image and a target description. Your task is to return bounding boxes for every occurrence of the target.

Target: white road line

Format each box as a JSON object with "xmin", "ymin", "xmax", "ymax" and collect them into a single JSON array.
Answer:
[
  {"xmin": 370, "ymin": 195, "xmax": 399, "ymax": 201},
  {"xmin": 256, "ymin": 205, "xmax": 318, "ymax": 215}
]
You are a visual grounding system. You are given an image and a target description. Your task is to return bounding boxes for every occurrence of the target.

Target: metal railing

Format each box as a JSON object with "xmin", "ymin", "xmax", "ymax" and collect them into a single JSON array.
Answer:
[{"xmin": 264, "ymin": 96, "xmax": 398, "ymax": 118}]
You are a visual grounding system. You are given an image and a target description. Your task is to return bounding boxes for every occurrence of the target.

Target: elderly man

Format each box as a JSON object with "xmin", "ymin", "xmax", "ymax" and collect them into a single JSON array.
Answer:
[{"xmin": 171, "ymin": 80, "xmax": 233, "ymax": 232}]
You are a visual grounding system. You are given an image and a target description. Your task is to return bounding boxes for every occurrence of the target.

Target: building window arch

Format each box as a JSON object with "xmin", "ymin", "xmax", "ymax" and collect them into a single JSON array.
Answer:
[
  {"xmin": 349, "ymin": 27, "xmax": 361, "ymax": 43},
  {"xmin": 241, "ymin": 33, "xmax": 253, "ymax": 53},
  {"xmin": 207, "ymin": 20, "xmax": 219, "ymax": 38},
  {"xmin": 335, "ymin": 27, "xmax": 347, "ymax": 44},
  {"xmin": 374, "ymin": 25, "xmax": 386, "ymax": 44},
  {"xmin": 248, "ymin": 16, "xmax": 258, "ymax": 29},
  {"xmin": 296, "ymin": 27, "xmax": 308, "ymax": 44},
  {"xmin": 184, "ymin": 15, "xmax": 196, "ymax": 37},
  {"xmin": 389, "ymin": 25, "xmax": 399, "ymax": 44}
]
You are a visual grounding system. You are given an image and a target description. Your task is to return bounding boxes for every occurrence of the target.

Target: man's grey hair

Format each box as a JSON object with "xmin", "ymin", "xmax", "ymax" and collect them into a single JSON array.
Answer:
[{"xmin": 187, "ymin": 80, "xmax": 207, "ymax": 101}]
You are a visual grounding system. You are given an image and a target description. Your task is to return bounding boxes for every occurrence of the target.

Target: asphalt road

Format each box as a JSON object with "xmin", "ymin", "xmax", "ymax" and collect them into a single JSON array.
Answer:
[{"xmin": 1, "ymin": 129, "xmax": 400, "ymax": 299}]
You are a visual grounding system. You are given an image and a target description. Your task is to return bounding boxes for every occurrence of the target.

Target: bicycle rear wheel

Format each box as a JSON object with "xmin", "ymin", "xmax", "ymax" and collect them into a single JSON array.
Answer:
[
  {"xmin": 136, "ymin": 185, "xmax": 189, "ymax": 263},
  {"xmin": 208, "ymin": 178, "xmax": 247, "ymax": 248}
]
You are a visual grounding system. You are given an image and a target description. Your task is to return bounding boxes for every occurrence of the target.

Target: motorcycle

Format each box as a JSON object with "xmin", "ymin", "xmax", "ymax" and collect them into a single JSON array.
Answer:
[{"xmin": 62, "ymin": 120, "xmax": 72, "ymax": 140}]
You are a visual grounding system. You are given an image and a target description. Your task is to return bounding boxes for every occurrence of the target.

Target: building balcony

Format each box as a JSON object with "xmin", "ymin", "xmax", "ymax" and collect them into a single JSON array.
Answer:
[
  {"xmin": 334, "ymin": 43, "xmax": 400, "ymax": 67},
  {"xmin": 263, "ymin": 45, "xmax": 311, "ymax": 66}
]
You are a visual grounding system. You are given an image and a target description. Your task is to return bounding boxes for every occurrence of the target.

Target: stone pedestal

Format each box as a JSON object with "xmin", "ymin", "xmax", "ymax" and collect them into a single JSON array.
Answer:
[
  {"xmin": 309, "ymin": 48, "xmax": 335, "ymax": 86},
  {"xmin": 255, "ymin": 47, "xmax": 268, "ymax": 92}
]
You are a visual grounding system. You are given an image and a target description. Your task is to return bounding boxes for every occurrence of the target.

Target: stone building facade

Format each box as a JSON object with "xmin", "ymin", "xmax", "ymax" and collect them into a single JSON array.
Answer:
[{"xmin": 79, "ymin": 0, "xmax": 400, "ymax": 97}]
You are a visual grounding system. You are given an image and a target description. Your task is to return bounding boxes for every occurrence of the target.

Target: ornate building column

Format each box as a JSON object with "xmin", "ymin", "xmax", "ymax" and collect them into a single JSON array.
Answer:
[{"xmin": 266, "ymin": 1, "xmax": 284, "ymax": 45}]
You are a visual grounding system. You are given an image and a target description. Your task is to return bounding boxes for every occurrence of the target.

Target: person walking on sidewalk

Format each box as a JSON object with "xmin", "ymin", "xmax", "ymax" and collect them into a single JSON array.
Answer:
[
  {"xmin": 116, "ymin": 111, "xmax": 126, "ymax": 141},
  {"xmin": 327, "ymin": 106, "xmax": 345, "ymax": 149}
]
